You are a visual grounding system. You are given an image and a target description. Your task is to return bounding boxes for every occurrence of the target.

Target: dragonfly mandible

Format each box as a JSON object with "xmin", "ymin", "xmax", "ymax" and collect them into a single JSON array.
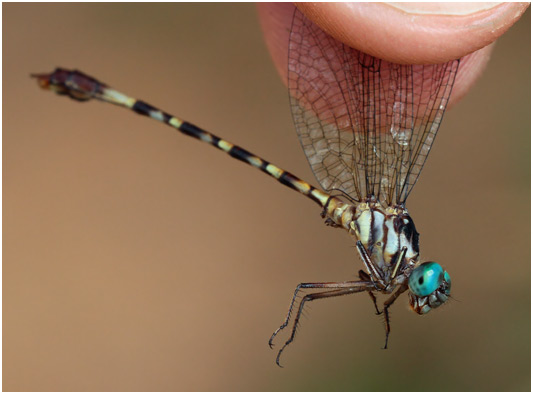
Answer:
[{"xmin": 32, "ymin": 8, "xmax": 457, "ymax": 367}]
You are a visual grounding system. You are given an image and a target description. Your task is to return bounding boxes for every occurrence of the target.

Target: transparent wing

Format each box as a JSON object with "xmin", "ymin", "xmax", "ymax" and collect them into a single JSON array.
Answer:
[{"xmin": 288, "ymin": 9, "xmax": 459, "ymax": 206}]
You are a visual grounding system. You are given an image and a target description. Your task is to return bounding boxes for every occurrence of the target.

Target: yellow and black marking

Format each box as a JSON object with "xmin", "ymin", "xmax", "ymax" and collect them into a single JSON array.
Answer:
[{"xmin": 32, "ymin": 68, "xmax": 341, "ymax": 212}]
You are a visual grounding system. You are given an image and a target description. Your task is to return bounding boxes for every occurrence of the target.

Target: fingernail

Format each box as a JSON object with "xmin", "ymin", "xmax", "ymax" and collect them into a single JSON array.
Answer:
[{"xmin": 386, "ymin": 2, "xmax": 503, "ymax": 15}]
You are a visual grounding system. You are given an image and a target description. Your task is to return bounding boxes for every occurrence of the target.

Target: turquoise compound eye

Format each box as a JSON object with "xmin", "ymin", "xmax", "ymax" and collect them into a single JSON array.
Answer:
[{"xmin": 408, "ymin": 262, "xmax": 445, "ymax": 297}]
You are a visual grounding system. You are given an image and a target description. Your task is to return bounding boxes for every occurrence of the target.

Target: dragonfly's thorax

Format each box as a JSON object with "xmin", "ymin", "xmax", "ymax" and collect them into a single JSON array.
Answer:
[
  {"xmin": 350, "ymin": 201, "xmax": 420, "ymax": 283},
  {"xmin": 323, "ymin": 197, "xmax": 421, "ymax": 283}
]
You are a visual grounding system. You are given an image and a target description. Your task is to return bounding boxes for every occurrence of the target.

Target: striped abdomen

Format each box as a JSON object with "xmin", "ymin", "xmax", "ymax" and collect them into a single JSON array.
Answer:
[{"xmin": 31, "ymin": 68, "xmax": 341, "ymax": 211}]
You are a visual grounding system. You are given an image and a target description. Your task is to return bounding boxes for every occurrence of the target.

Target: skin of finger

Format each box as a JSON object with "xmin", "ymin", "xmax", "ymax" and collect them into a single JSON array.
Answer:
[
  {"xmin": 295, "ymin": 2, "xmax": 529, "ymax": 64},
  {"xmin": 257, "ymin": 3, "xmax": 505, "ymax": 107}
]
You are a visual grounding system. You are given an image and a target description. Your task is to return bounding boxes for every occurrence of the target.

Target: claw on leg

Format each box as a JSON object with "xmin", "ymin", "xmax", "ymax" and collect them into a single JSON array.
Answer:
[
  {"xmin": 270, "ymin": 281, "xmax": 373, "ymax": 366},
  {"xmin": 381, "ymin": 283, "xmax": 408, "ymax": 350},
  {"xmin": 358, "ymin": 270, "xmax": 381, "ymax": 315}
]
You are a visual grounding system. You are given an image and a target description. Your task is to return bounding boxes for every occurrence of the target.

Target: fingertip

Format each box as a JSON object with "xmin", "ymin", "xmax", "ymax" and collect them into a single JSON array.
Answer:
[
  {"xmin": 256, "ymin": 3, "xmax": 293, "ymax": 82},
  {"xmin": 296, "ymin": 2, "xmax": 529, "ymax": 64},
  {"xmin": 448, "ymin": 44, "xmax": 494, "ymax": 107},
  {"xmin": 257, "ymin": 3, "xmax": 524, "ymax": 107}
]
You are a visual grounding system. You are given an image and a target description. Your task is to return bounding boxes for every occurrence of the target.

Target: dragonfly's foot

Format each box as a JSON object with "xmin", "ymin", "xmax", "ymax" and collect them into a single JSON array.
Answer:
[
  {"xmin": 382, "ymin": 334, "xmax": 389, "ymax": 350},
  {"xmin": 269, "ymin": 325, "xmax": 285, "ymax": 349},
  {"xmin": 276, "ymin": 343, "xmax": 291, "ymax": 368}
]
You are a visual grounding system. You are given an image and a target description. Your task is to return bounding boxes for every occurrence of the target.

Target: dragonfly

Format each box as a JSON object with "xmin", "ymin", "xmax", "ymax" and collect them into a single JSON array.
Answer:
[{"xmin": 32, "ymin": 9, "xmax": 457, "ymax": 367}]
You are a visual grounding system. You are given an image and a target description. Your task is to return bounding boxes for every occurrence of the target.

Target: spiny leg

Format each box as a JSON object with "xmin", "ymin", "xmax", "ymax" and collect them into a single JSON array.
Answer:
[
  {"xmin": 391, "ymin": 247, "xmax": 408, "ymax": 280},
  {"xmin": 358, "ymin": 270, "xmax": 381, "ymax": 315},
  {"xmin": 274, "ymin": 284, "xmax": 373, "ymax": 367},
  {"xmin": 382, "ymin": 283, "xmax": 408, "ymax": 349},
  {"xmin": 356, "ymin": 241, "xmax": 385, "ymax": 287},
  {"xmin": 378, "ymin": 246, "xmax": 408, "ymax": 345},
  {"xmin": 269, "ymin": 281, "xmax": 370, "ymax": 348}
]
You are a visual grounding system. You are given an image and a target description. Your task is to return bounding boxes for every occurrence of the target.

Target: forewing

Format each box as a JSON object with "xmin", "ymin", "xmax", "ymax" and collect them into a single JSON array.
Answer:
[{"xmin": 288, "ymin": 10, "xmax": 459, "ymax": 205}]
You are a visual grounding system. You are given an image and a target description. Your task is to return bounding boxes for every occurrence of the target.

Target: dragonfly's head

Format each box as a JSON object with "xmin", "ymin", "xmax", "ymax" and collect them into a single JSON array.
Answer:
[{"xmin": 407, "ymin": 261, "xmax": 451, "ymax": 314}]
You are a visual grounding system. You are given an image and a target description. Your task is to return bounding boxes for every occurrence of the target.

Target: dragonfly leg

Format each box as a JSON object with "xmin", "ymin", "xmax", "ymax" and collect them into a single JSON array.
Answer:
[
  {"xmin": 382, "ymin": 283, "xmax": 409, "ymax": 349},
  {"xmin": 324, "ymin": 217, "xmax": 341, "ymax": 227},
  {"xmin": 391, "ymin": 247, "xmax": 408, "ymax": 280},
  {"xmin": 359, "ymin": 270, "xmax": 381, "ymax": 315},
  {"xmin": 356, "ymin": 241, "xmax": 385, "ymax": 288},
  {"xmin": 270, "ymin": 281, "xmax": 373, "ymax": 367},
  {"xmin": 269, "ymin": 281, "xmax": 366, "ymax": 348}
]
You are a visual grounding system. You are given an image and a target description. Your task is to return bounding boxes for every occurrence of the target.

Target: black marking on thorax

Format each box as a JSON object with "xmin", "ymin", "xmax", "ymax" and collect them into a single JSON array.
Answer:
[{"xmin": 396, "ymin": 214, "xmax": 419, "ymax": 254}]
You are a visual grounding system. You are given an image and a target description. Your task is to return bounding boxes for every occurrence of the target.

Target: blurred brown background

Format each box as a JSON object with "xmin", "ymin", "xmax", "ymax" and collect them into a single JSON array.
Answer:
[{"xmin": 3, "ymin": 3, "xmax": 530, "ymax": 391}]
